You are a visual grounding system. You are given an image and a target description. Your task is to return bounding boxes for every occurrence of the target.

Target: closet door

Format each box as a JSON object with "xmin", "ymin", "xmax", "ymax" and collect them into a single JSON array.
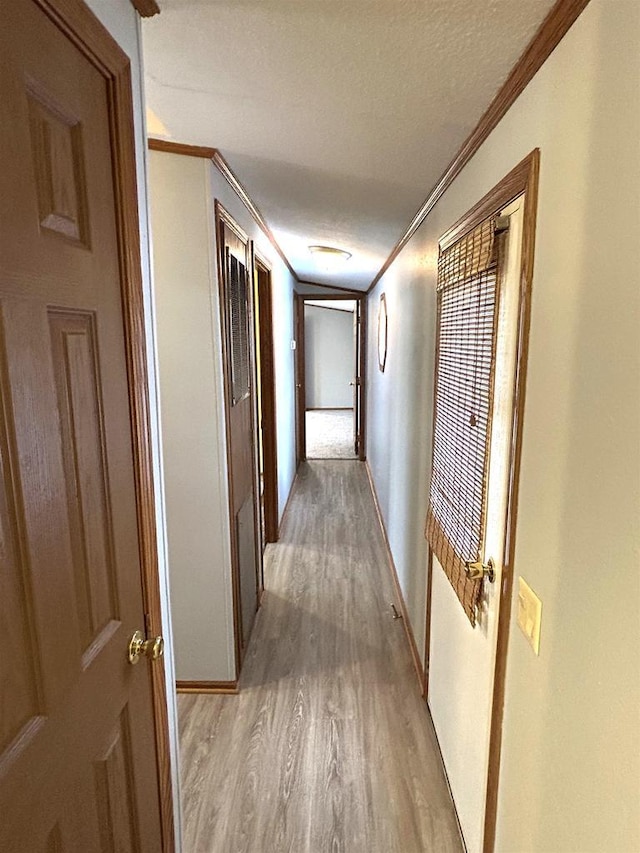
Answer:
[
  {"xmin": 0, "ymin": 2, "xmax": 166, "ymax": 849},
  {"xmin": 216, "ymin": 204, "xmax": 261, "ymax": 664}
]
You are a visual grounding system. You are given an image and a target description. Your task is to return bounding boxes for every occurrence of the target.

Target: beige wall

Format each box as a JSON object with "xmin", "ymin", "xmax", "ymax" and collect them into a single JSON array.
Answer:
[
  {"xmin": 149, "ymin": 150, "xmax": 298, "ymax": 683},
  {"xmin": 149, "ymin": 153, "xmax": 235, "ymax": 682},
  {"xmin": 366, "ymin": 1, "xmax": 640, "ymax": 850}
]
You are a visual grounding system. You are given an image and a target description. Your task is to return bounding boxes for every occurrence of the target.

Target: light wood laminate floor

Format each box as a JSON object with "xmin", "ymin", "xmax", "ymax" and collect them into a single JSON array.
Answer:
[{"xmin": 178, "ymin": 461, "xmax": 463, "ymax": 853}]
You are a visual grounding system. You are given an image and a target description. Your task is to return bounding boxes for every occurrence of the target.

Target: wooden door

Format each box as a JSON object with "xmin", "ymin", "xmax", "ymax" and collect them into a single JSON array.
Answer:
[
  {"xmin": 0, "ymin": 1, "xmax": 166, "ymax": 851},
  {"xmin": 294, "ymin": 294, "xmax": 306, "ymax": 465},
  {"xmin": 427, "ymin": 194, "xmax": 531, "ymax": 853},
  {"xmin": 352, "ymin": 300, "xmax": 362, "ymax": 456},
  {"xmin": 216, "ymin": 205, "xmax": 261, "ymax": 664},
  {"xmin": 255, "ymin": 259, "xmax": 279, "ymax": 544}
]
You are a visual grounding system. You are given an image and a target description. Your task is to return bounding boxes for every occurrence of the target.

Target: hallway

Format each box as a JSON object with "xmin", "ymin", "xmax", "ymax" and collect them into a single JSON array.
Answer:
[{"xmin": 178, "ymin": 461, "xmax": 463, "ymax": 852}]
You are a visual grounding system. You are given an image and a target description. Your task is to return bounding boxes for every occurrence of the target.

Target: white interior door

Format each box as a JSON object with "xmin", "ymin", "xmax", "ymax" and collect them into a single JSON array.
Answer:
[{"xmin": 428, "ymin": 197, "xmax": 525, "ymax": 853}]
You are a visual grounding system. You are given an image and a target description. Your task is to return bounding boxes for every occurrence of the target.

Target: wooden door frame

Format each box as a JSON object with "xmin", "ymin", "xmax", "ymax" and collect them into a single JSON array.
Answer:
[
  {"xmin": 27, "ymin": 1, "xmax": 175, "ymax": 849},
  {"xmin": 254, "ymin": 255, "xmax": 279, "ymax": 545},
  {"xmin": 294, "ymin": 293, "xmax": 306, "ymax": 467},
  {"xmin": 215, "ymin": 201, "xmax": 262, "ymax": 672},
  {"xmin": 295, "ymin": 291, "xmax": 367, "ymax": 462},
  {"xmin": 422, "ymin": 150, "xmax": 540, "ymax": 853}
]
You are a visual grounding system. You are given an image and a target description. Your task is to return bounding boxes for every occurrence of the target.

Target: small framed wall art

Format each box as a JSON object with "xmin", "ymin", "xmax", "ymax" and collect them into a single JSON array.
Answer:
[{"xmin": 377, "ymin": 292, "xmax": 388, "ymax": 372}]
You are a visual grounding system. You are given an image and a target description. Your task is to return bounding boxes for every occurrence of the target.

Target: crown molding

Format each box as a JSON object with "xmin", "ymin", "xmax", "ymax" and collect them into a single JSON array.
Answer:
[
  {"xmin": 367, "ymin": 0, "xmax": 591, "ymax": 294},
  {"xmin": 210, "ymin": 150, "xmax": 298, "ymax": 280},
  {"xmin": 130, "ymin": 0, "xmax": 160, "ymax": 18},
  {"xmin": 148, "ymin": 138, "xmax": 298, "ymax": 281},
  {"xmin": 148, "ymin": 138, "xmax": 217, "ymax": 159}
]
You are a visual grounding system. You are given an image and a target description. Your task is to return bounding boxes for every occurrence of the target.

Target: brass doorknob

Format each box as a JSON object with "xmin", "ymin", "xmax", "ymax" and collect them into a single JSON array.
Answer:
[
  {"xmin": 128, "ymin": 630, "xmax": 165, "ymax": 665},
  {"xmin": 464, "ymin": 558, "xmax": 496, "ymax": 583}
]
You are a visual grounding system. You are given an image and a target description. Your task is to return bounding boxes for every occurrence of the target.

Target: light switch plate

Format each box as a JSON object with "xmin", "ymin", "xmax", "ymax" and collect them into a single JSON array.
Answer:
[{"xmin": 517, "ymin": 577, "xmax": 542, "ymax": 655}]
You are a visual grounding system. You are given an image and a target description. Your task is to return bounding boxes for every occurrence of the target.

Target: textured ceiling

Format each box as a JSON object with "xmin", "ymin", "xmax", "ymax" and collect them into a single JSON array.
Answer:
[{"xmin": 143, "ymin": 0, "xmax": 556, "ymax": 290}]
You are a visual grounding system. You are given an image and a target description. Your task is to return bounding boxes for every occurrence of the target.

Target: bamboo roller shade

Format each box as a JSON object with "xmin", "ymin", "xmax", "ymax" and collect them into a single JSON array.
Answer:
[{"xmin": 426, "ymin": 216, "xmax": 501, "ymax": 626}]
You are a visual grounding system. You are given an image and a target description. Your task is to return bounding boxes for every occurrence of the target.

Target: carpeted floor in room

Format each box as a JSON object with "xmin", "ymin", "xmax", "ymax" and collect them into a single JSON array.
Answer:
[{"xmin": 305, "ymin": 409, "xmax": 356, "ymax": 459}]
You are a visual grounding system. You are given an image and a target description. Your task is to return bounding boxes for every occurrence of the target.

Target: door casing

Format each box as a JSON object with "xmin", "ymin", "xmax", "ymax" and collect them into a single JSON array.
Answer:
[
  {"xmin": 294, "ymin": 291, "xmax": 367, "ymax": 463},
  {"xmin": 423, "ymin": 150, "xmax": 540, "ymax": 853}
]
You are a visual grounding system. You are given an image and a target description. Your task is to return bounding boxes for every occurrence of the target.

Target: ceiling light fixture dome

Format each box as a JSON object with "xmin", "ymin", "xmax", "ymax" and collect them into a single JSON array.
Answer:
[{"xmin": 308, "ymin": 244, "xmax": 352, "ymax": 270}]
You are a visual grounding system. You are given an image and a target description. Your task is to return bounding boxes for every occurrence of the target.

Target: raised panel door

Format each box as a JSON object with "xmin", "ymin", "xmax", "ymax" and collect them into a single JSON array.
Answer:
[{"xmin": 0, "ymin": 2, "xmax": 164, "ymax": 850}]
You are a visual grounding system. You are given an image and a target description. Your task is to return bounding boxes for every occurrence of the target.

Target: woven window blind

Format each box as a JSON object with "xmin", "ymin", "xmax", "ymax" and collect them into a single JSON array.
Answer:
[
  {"xmin": 227, "ymin": 250, "xmax": 250, "ymax": 405},
  {"xmin": 426, "ymin": 216, "xmax": 501, "ymax": 626}
]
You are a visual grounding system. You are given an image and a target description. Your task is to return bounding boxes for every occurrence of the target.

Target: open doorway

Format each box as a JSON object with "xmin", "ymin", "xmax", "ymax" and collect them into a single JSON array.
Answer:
[{"xmin": 294, "ymin": 293, "xmax": 366, "ymax": 463}]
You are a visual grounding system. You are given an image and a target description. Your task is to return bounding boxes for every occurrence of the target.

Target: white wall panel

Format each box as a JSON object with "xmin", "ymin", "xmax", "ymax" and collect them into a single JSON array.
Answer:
[
  {"xmin": 149, "ymin": 150, "xmax": 298, "ymax": 686},
  {"xmin": 305, "ymin": 305, "xmax": 354, "ymax": 408}
]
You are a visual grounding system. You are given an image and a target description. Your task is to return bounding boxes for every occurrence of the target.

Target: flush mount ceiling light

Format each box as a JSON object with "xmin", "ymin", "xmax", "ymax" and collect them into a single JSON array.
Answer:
[{"xmin": 308, "ymin": 244, "xmax": 352, "ymax": 270}]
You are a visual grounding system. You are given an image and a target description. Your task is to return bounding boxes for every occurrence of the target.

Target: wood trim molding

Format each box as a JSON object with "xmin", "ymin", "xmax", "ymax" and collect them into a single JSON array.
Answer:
[
  {"xmin": 255, "ymin": 255, "xmax": 279, "ymax": 544},
  {"xmin": 279, "ymin": 467, "xmax": 300, "ymax": 532},
  {"xmin": 35, "ymin": 0, "xmax": 129, "ymax": 76},
  {"xmin": 130, "ymin": 0, "xmax": 160, "ymax": 17},
  {"xmin": 41, "ymin": 1, "xmax": 174, "ymax": 850},
  {"xmin": 367, "ymin": 0, "xmax": 590, "ymax": 293},
  {"xmin": 439, "ymin": 152, "xmax": 541, "ymax": 253},
  {"xmin": 482, "ymin": 150, "xmax": 540, "ymax": 853},
  {"xmin": 426, "ymin": 698, "xmax": 467, "ymax": 849},
  {"xmin": 148, "ymin": 138, "xmax": 217, "ymax": 159},
  {"xmin": 176, "ymin": 680, "xmax": 239, "ymax": 695},
  {"xmin": 364, "ymin": 462, "xmax": 426, "ymax": 696},
  {"xmin": 358, "ymin": 298, "xmax": 367, "ymax": 463},
  {"xmin": 215, "ymin": 198, "xmax": 249, "ymax": 246}
]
